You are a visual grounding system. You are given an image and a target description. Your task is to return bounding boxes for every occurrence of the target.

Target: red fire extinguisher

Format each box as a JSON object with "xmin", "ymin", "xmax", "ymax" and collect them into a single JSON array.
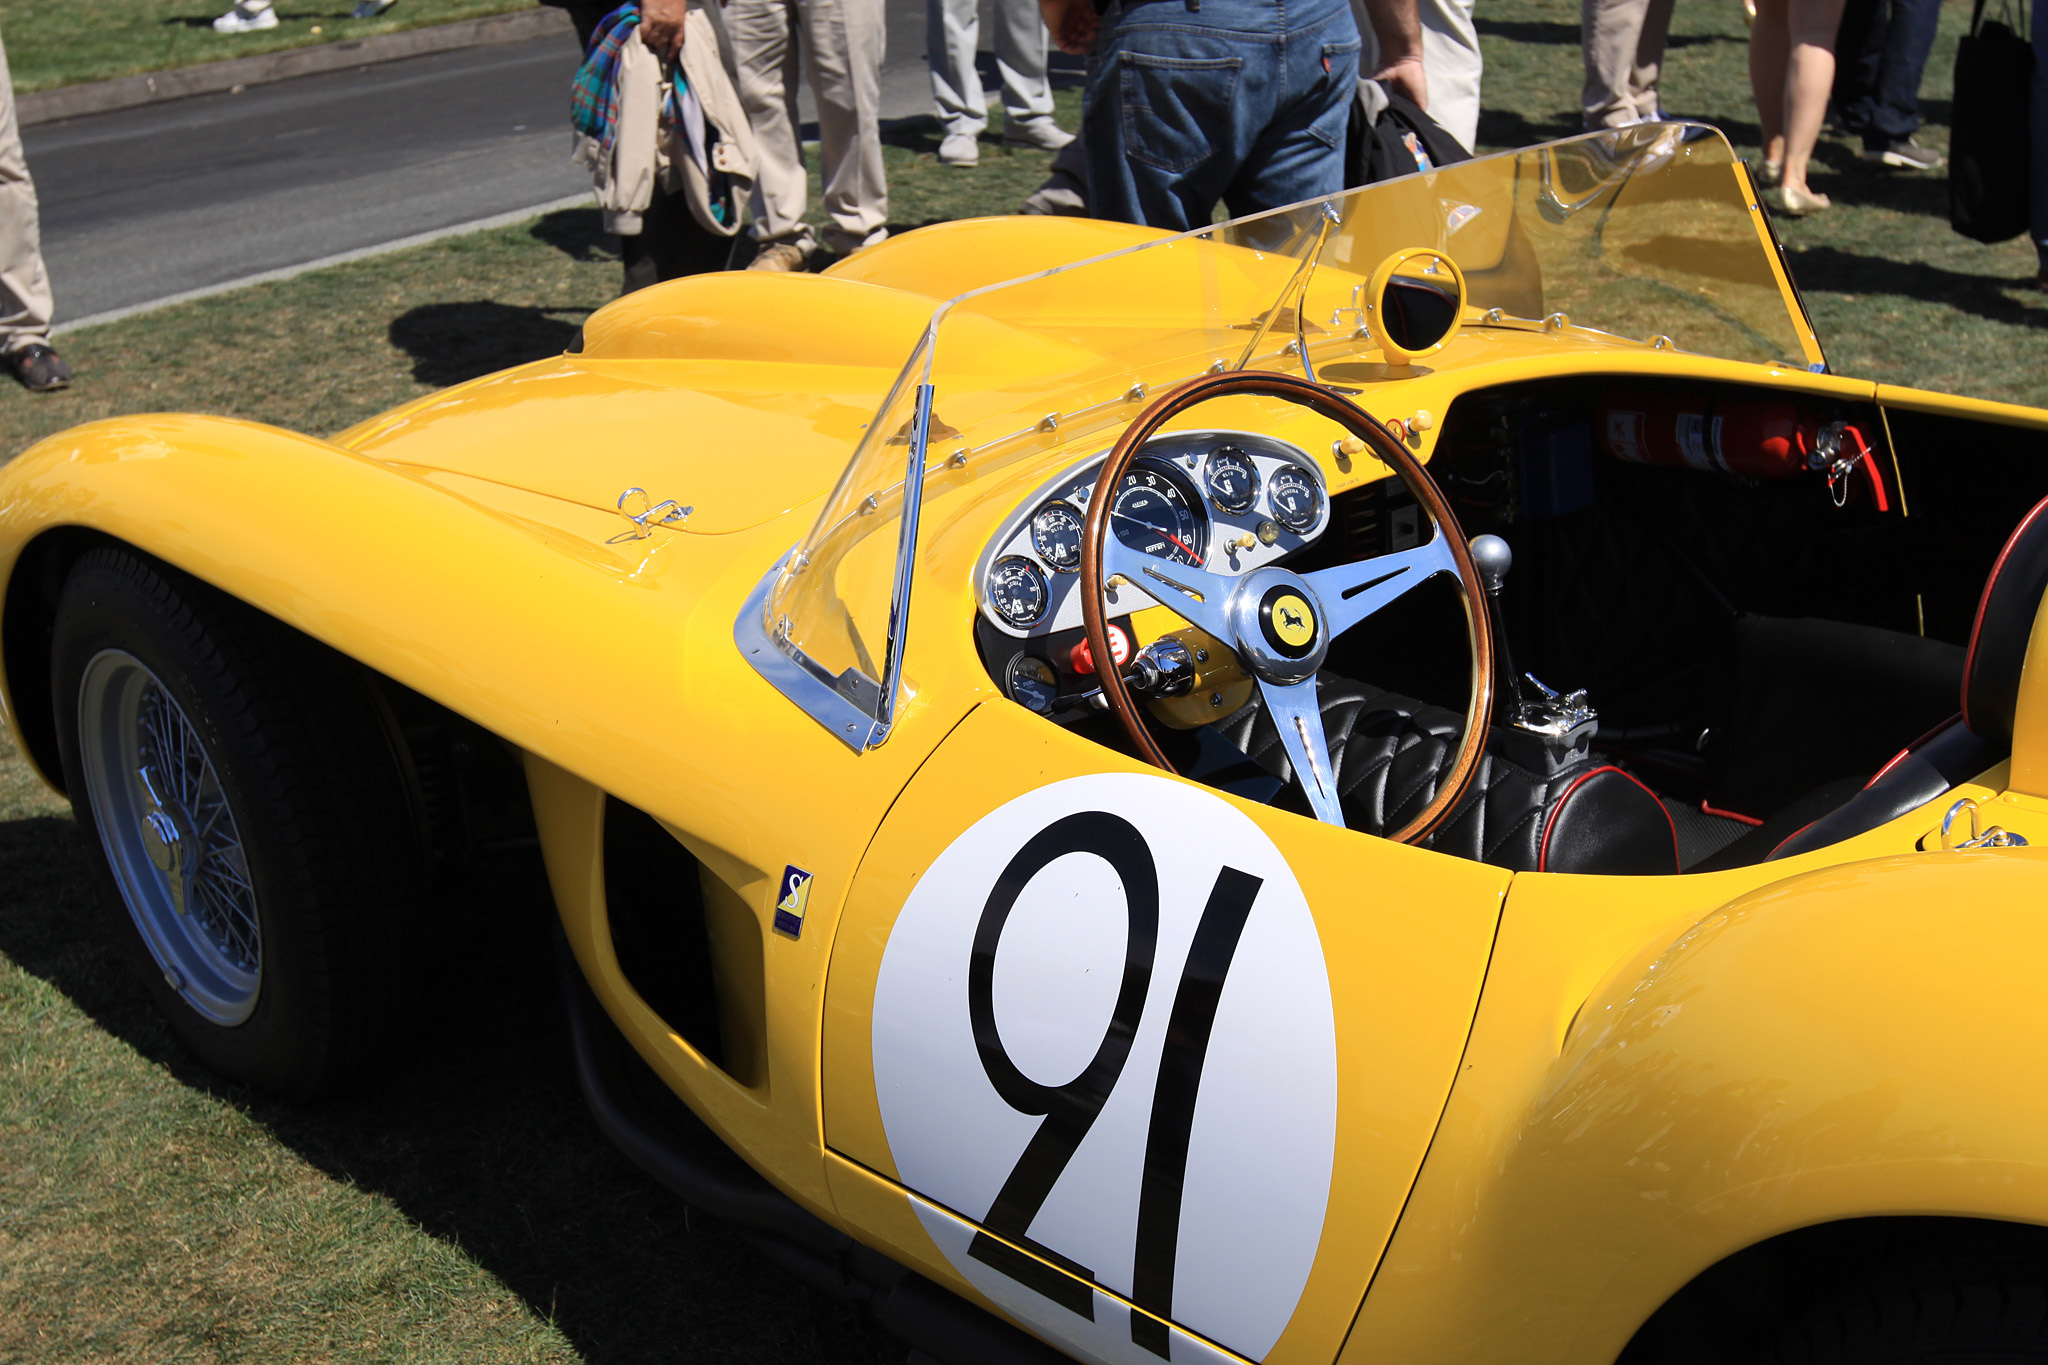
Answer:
[{"xmin": 1596, "ymin": 394, "xmax": 1889, "ymax": 509}]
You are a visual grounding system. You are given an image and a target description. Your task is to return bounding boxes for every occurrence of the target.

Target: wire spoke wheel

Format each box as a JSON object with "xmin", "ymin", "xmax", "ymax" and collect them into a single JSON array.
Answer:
[{"xmin": 76, "ymin": 648, "xmax": 262, "ymax": 1026}]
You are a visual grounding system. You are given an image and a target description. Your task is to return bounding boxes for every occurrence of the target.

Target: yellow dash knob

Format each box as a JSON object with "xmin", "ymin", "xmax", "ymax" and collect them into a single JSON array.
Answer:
[{"xmin": 1410, "ymin": 410, "xmax": 1435, "ymax": 433}]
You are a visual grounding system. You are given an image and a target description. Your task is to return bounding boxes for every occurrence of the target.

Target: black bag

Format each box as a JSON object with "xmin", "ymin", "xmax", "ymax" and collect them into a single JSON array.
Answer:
[
  {"xmin": 1344, "ymin": 83, "xmax": 1473, "ymax": 187},
  {"xmin": 1949, "ymin": 0, "xmax": 2034, "ymax": 243}
]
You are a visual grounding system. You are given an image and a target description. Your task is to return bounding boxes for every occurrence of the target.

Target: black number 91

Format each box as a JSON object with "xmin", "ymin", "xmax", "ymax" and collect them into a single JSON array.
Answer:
[{"xmin": 966, "ymin": 810, "xmax": 1263, "ymax": 1359}]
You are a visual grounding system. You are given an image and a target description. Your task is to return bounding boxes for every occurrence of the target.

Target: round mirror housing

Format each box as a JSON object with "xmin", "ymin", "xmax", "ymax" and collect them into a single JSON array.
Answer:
[{"xmin": 1363, "ymin": 247, "xmax": 1468, "ymax": 371}]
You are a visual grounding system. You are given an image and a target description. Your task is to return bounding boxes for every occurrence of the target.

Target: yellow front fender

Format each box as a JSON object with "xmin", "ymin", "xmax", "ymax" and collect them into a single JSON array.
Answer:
[{"xmin": 1351, "ymin": 848, "xmax": 2048, "ymax": 1363}]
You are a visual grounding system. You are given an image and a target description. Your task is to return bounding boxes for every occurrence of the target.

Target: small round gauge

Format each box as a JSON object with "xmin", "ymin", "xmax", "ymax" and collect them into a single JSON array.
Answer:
[
  {"xmin": 1004, "ymin": 655, "xmax": 1059, "ymax": 714},
  {"xmin": 1030, "ymin": 501, "xmax": 1084, "ymax": 573},
  {"xmin": 987, "ymin": 555, "xmax": 1049, "ymax": 629},
  {"xmin": 1203, "ymin": 445, "xmax": 1260, "ymax": 514},
  {"xmin": 1267, "ymin": 465, "xmax": 1325, "ymax": 534},
  {"xmin": 1110, "ymin": 462, "xmax": 1207, "ymax": 566}
]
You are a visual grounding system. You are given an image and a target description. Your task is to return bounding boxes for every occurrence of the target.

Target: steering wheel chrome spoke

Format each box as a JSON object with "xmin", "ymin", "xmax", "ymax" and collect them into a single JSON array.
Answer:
[
  {"xmin": 1256, "ymin": 676, "xmax": 1345, "ymax": 827},
  {"xmin": 1101, "ymin": 535, "xmax": 1238, "ymax": 642},
  {"xmin": 1303, "ymin": 533, "xmax": 1459, "ymax": 639},
  {"xmin": 1081, "ymin": 370, "xmax": 1492, "ymax": 844}
]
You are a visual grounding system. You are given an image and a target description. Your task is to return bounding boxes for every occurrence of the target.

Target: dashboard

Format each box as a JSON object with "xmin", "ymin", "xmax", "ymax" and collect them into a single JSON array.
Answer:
[{"xmin": 974, "ymin": 430, "xmax": 1335, "ymax": 639}]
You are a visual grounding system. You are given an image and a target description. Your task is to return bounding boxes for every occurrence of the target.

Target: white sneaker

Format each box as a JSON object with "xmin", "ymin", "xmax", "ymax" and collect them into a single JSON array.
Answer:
[
  {"xmin": 352, "ymin": 0, "xmax": 398, "ymax": 16},
  {"xmin": 1002, "ymin": 119, "xmax": 1074, "ymax": 152},
  {"xmin": 938, "ymin": 130, "xmax": 980, "ymax": 167},
  {"xmin": 1020, "ymin": 184, "xmax": 1087, "ymax": 215},
  {"xmin": 213, "ymin": 2, "xmax": 278, "ymax": 31}
]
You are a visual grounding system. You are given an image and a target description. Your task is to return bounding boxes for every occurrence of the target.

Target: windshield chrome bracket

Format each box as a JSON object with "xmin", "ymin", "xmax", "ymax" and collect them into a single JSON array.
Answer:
[{"xmin": 737, "ymin": 549, "xmax": 885, "ymax": 752}]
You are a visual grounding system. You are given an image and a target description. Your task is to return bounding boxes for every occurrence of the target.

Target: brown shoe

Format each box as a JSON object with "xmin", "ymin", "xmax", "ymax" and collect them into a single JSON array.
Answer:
[
  {"xmin": 746, "ymin": 241, "xmax": 811, "ymax": 273},
  {"xmin": 5, "ymin": 344, "xmax": 72, "ymax": 392}
]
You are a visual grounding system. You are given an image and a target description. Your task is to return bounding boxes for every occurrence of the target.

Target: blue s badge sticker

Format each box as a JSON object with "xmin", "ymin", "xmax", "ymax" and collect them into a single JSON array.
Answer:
[{"xmin": 774, "ymin": 865, "xmax": 813, "ymax": 939}]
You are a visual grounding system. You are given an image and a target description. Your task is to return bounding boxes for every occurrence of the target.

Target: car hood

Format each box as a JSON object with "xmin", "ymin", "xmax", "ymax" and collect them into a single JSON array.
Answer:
[{"xmin": 332, "ymin": 267, "xmax": 1112, "ymax": 536}]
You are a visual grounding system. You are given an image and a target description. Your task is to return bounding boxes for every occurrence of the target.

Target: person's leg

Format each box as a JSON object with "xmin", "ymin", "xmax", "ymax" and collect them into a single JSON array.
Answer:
[
  {"xmin": 1626, "ymin": 0, "xmax": 1675, "ymax": 120},
  {"xmin": 803, "ymin": 0, "xmax": 889, "ymax": 256},
  {"xmin": 640, "ymin": 183, "xmax": 738, "ymax": 284},
  {"xmin": 0, "ymin": 34, "xmax": 61, "ymax": 381},
  {"xmin": 1419, "ymin": 0, "xmax": 1482, "ymax": 150},
  {"xmin": 728, "ymin": 0, "xmax": 816, "ymax": 258},
  {"xmin": 1583, "ymin": 0, "xmax": 1650, "ymax": 129},
  {"xmin": 993, "ymin": 0, "xmax": 1060, "ymax": 137},
  {"xmin": 927, "ymin": 0, "xmax": 987, "ymax": 139},
  {"xmin": 1223, "ymin": 0, "xmax": 1357, "ymax": 217},
  {"xmin": 1863, "ymin": 0, "xmax": 1940, "ymax": 147},
  {"xmin": 1021, "ymin": 131, "xmax": 1089, "ymax": 213},
  {"xmin": 1751, "ymin": 0, "xmax": 1791, "ymax": 164},
  {"xmin": 2031, "ymin": 0, "xmax": 2048, "ymax": 277},
  {"xmin": 1781, "ymin": 0, "xmax": 1847, "ymax": 195},
  {"xmin": 1830, "ymin": 0, "xmax": 1883, "ymax": 136}
]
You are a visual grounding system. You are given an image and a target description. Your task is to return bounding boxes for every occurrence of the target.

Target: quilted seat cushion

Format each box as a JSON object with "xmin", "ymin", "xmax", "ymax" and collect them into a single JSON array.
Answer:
[{"xmin": 1210, "ymin": 675, "xmax": 1677, "ymax": 874}]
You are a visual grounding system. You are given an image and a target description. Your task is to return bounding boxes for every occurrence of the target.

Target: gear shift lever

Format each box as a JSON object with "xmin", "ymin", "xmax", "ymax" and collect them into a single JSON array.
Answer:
[{"xmin": 1468, "ymin": 535, "xmax": 1521, "ymax": 708}]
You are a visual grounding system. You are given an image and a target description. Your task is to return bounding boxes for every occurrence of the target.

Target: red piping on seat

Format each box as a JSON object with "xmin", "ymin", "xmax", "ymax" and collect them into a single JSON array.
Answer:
[
  {"xmin": 1864, "ymin": 712, "xmax": 1962, "ymax": 790},
  {"xmin": 1700, "ymin": 801, "xmax": 1763, "ymax": 827},
  {"xmin": 1538, "ymin": 766, "xmax": 1681, "ymax": 873},
  {"xmin": 1769, "ymin": 819, "xmax": 1819, "ymax": 861},
  {"xmin": 1963, "ymin": 494, "xmax": 2048, "ymax": 733}
]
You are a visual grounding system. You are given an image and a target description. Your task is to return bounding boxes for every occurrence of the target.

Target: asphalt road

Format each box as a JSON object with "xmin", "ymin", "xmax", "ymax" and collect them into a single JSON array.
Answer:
[{"xmin": 27, "ymin": 0, "xmax": 944, "ymax": 327}]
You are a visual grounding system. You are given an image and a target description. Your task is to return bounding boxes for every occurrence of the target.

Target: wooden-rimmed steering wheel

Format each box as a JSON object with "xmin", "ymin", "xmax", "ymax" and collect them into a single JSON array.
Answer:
[{"xmin": 1077, "ymin": 370, "xmax": 1495, "ymax": 842}]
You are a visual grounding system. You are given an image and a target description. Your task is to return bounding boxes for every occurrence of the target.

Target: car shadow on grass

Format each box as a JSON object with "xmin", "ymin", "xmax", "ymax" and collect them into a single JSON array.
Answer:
[
  {"xmin": 0, "ymin": 811, "xmax": 902, "ymax": 1365},
  {"xmin": 1789, "ymin": 244, "xmax": 2048, "ymax": 326},
  {"xmin": 388, "ymin": 300, "xmax": 590, "ymax": 387}
]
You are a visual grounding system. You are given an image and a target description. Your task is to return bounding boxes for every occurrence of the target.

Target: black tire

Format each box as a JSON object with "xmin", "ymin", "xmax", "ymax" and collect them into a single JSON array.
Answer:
[
  {"xmin": 50, "ymin": 546, "xmax": 425, "ymax": 1100},
  {"xmin": 1775, "ymin": 1280, "xmax": 2048, "ymax": 1364}
]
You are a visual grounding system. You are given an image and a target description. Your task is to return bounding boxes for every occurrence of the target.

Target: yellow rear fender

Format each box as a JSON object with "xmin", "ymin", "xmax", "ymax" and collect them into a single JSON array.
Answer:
[{"xmin": 1350, "ymin": 848, "xmax": 2048, "ymax": 1364}]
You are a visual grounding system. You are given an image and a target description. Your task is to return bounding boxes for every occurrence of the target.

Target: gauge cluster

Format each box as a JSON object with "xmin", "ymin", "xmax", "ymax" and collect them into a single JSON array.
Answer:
[{"xmin": 975, "ymin": 431, "xmax": 1333, "ymax": 638}]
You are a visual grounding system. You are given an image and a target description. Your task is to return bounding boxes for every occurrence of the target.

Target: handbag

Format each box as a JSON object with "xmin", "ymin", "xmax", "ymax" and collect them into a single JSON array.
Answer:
[
  {"xmin": 1344, "ymin": 82, "xmax": 1473, "ymax": 187},
  {"xmin": 1949, "ymin": 0, "xmax": 2034, "ymax": 243}
]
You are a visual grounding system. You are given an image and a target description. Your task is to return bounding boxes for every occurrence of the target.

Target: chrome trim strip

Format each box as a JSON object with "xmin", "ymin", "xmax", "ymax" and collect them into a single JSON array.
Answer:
[
  {"xmin": 735, "ymin": 549, "xmax": 882, "ymax": 752},
  {"xmin": 870, "ymin": 383, "xmax": 934, "ymax": 748}
]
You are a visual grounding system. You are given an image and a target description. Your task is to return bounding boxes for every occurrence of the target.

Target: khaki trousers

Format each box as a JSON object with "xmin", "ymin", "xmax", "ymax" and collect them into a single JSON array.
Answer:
[
  {"xmin": 727, "ymin": 0, "xmax": 888, "ymax": 256},
  {"xmin": 0, "ymin": 33, "xmax": 55, "ymax": 353},
  {"xmin": 1581, "ymin": 0, "xmax": 1676, "ymax": 129},
  {"xmin": 927, "ymin": 0, "xmax": 1054, "ymax": 138}
]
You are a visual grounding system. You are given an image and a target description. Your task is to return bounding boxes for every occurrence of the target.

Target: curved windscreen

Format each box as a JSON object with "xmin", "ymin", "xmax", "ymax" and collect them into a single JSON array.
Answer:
[{"xmin": 752, "ymin": 123, "xmax": 1820, "ymax": 748}]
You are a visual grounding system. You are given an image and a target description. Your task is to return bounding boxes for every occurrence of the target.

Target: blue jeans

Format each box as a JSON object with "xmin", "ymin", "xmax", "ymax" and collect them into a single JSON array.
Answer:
[
  {"xmin": 2033, "ymin": 0, "xmax": 2048, "ymax": 270},
  {"xmin": 1830, "ymin": 0, "xmax": 1941, "ymax": 146},
  {"xmin": 1082, "ymin": 0, "xmax": 1361, "ymax": 231}
]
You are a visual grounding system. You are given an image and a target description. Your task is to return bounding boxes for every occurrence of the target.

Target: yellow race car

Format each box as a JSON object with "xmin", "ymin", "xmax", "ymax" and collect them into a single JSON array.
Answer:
[{"xmin": 8, "ymin": 124, "xmax": 2048, "ymax": 1365}]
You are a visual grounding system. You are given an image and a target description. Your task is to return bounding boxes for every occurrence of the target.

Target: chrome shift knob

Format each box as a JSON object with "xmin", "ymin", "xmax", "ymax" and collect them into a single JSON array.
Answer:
[{"xmin": 1469, "ymin": 534, "xmax": 1512, "ymax": 597}]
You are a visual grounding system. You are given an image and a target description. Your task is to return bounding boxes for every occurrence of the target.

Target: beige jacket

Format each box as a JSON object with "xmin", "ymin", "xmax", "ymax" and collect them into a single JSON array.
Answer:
[{"xmin": 574, "ymin": 3, "xmax": 757, "ymax": 237}]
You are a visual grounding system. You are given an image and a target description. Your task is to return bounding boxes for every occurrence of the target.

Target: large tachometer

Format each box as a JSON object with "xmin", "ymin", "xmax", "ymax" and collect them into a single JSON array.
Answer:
[{"xmin": 1110, "ymin": 460, "xmax": 1207, "ymax": 567}]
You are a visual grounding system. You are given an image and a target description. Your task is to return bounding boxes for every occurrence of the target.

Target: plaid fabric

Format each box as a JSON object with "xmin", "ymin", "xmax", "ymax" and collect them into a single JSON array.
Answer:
[{"xmin": 569, "ymin": 3, "xmax": 638, "ymax": 149}]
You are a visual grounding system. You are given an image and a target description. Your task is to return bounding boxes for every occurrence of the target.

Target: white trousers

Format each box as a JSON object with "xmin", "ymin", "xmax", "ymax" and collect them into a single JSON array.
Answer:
[
  {"xmin": 0, "ymin": 33, "xmax": 53, "ymax": 353},
  {"xmin": 1352, "ymin": 0, "xmax": 1484, "ymax": 152},
  {"xmin": 727, "ymin": 0, "xmax": 888, "ymax": 255},
  {"xmin": 926, "ymin": 0, "xmax": 1054, "ymax": 137}
]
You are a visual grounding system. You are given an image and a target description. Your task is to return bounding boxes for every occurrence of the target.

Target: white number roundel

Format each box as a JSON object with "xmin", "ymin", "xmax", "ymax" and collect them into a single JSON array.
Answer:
[{"xmin": 872, "ymin": 773, "xmax": 1337, "ymax": 1364}]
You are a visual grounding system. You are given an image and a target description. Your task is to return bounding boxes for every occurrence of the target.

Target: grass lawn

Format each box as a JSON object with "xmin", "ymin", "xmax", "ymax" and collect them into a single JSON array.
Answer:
[
  {"xmin": 1, "ymin": 2, "xmax": 2045, "ymax": 1361},
  {"xmin": 0, "ymin": 0, "xmax": 537, "ymax": 94}
]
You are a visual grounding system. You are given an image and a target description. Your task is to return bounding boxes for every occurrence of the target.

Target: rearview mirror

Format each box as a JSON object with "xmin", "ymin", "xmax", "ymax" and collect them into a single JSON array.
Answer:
[{"xmin": 1364, "ymin": 248, "xmax": 1467, "ymax": 373}]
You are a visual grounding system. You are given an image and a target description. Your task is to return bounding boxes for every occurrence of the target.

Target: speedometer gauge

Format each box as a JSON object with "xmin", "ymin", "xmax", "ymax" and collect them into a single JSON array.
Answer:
[
  {"xmin": 987, "ymin": 556, "xmax": 1049, "ymax": 628},
  {"xmin": 1203, "ymin": 445, "xmax": 1259, "ymax": 513},
  {"xmin": 1110, "ymin": 462, "xmax": 1207, "ymax": 566},
  {"xmin": 1030, "ymin": 501, "xmax": 1084, "ymax": 573},
  {"xmin": 1267, "ymin": 465, "xmax": 1324, "ymax": 534}
]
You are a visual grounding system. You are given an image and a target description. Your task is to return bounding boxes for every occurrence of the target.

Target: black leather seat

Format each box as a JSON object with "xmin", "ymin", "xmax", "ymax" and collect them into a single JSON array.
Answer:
[
  {"xmin": 1186, "ymin": 676, "xmax": 1679, "ymax": 875},
  {"xmin": 1757, "ymin": 492, "xmax": 2048, "ymax": 862}
]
